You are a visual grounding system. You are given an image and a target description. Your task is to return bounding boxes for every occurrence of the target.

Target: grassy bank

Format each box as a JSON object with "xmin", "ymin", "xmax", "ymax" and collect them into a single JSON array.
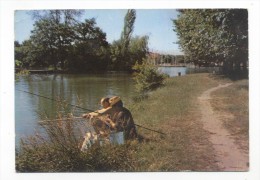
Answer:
[
  {"xmin": 16, "ymin": 73, "xmax": 248, "ymax": 172},
  {"xmin": 129, "ymin": 73, "xmax": 230, "ymax": 171}
]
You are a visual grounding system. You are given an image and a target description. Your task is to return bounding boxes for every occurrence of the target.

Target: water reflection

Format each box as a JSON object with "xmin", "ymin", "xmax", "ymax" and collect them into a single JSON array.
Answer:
[
  {"xmin": 158, "ymin": 66, "xmax": 186, "ymax": 77},
  {"xmin": 15, "ymin": 73, "xmax": 135, "ymax": 146}
]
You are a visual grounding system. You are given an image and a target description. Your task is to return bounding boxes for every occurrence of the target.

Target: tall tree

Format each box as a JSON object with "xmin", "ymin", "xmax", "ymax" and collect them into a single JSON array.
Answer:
[
  {"xmin": 110, "ymin": 9, "xmax": 137, "ymax": 71},
  {"xmin": 69, "ymin": 18, "xmax": 109, "ymax": 72},
  {"xmin": 173, "ymin": 9, "xmax": 248, "ymax": 75},
  {"xmin": 29, "ymin": 10, "xmax": 82, "ymax": 70},
  {"xmin": 31, "ymin": 10, "xmax": 83, "ymax": 26},
  {"xmin": 17, "ymin": 10, "xmax": 110, "ymax": 72},
  {"xmin": 121, "ymin": 9, "xmax": 136, "ymax": 55}
]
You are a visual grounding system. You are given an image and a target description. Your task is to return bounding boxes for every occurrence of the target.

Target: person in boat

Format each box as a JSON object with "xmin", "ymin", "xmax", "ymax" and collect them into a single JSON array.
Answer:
[{"xmin": 105, "ymin": 96, "xmax": 138, "ymax": 140}]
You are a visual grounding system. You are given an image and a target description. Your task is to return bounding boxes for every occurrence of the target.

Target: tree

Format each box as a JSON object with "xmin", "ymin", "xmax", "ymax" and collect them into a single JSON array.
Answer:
[
  {"xmin": 121, "ymin": 9, "xmax": 136, "ymax": 56},
  {"xmin": 31, "ymin": 10, "xmax": 83, "ymax": 26},
  {"xmin": 110, "ymin": 10, "xmax": 149, "ymax": 72},
  {"xmin": 129, "ymin": 35, "xmax": 149, "ymax": 65},
  {"xmin": 25, "ymin": 10, "xmax": 111, "ymax": 72},
  {"xmin": 15, "ymin": 40, "xmax": 40, "ymax": 68},
  {"xmin": 16, "ymin": 9, "xmax": 149, "ymax": 73},
  {"xmin": 173, "ymin": 9, "xmax": 248, "ymax": 76},
  {"xmin": 29, "ymin": 10, "xmax": 82, "ymax": 70},
  {"xmin": 111, "ymin": 9, "xmax": 137, "ymax": 71},
  {"xmin": 69, "ymin": 18, "xmax": 109, "ymax": 72}
]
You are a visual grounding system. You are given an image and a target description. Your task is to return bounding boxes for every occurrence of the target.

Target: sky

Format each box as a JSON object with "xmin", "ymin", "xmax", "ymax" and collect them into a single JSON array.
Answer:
[{"xmin": 14, "ymin": 9, "xmax": 183, "ymax": 55}]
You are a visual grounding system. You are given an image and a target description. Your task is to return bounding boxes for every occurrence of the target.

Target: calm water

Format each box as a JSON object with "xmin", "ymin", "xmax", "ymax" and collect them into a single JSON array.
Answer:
[
  {"xmin": 15, "ymin": 67, "xmax": 221, "ymax": 146},
  {"xmin": 158, "ymin": 66, "xmax": 187, "ymax": 77},
  {"xmin": 15, "ymin": 73, "xmax": 135, "ymax": 146},
  {"xmin": 158, "ymin": 66, "xmax": 222, "ymax": 77}
]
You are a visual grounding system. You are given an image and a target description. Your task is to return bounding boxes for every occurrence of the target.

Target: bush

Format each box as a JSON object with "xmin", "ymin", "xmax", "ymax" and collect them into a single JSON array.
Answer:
[
  {"xmin": 15, "ymin": 119, "xmax": 138, "ymax": 172},
  {"xmin": 16, "ymin": 98, "xmax": 138, "ymax": 172},
  {"xmin": 132, "ymin": 59, "xmax": 167, "ymax": 94}
]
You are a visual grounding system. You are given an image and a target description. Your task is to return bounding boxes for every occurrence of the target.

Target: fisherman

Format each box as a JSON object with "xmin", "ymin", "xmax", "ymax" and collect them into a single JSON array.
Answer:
[
  {"xmin": 82, "ymin": 96, "xmax": 137, "ymax": 140},
  {"xmin": 80, "ymin": 97, "xmax": 112, "ymax": 151},
  {"xmin": 82, "ymin": 97, "xmax": 112, "ymax": 136},
  {"xmin": 105, "ymin": 96, "xmax": 138, "ymax": 140},
  {"xmin": 82, "ymin": 97, "xmax": 111, "ymax": 119}
]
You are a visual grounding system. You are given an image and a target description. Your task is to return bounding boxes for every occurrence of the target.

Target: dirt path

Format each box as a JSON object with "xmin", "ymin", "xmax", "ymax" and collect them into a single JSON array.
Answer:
[{"xmin": 198, "ymin": 83, "xmax": 249, "ymax": 171}]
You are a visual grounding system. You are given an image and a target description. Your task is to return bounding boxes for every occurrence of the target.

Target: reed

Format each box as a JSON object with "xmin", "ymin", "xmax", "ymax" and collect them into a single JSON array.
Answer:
[{"xmin": 16, "ymin": 98, "xmax": 136, "ymax": 172}]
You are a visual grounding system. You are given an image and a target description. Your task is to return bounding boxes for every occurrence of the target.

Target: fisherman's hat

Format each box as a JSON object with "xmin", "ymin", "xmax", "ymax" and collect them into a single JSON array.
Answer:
[{"xmin": 109, "ymin": 96, "xmax": 121, "ymax": 106}]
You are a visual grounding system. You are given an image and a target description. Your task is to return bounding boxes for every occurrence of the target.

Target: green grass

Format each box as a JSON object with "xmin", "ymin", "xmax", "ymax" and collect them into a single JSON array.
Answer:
[
  {"xmin": 130, "ymin": 73, "xmax": 221, "ymax": 126},
  {"xmin": 16, "ymin": 73, "xmax": 244, "ymax": 172},
  {"xmin": 128, "ymin": 73, "xmax": 232, "ymax": 171},
  {"xmin": 16, "ymin": 120, "xmax": 138, "ymax": 172}
]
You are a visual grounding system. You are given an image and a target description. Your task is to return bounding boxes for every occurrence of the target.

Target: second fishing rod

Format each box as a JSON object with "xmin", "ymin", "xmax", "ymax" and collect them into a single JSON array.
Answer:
[{"xmin": 17, "ymin": 89, "xmax": 166, "ymax": 135}]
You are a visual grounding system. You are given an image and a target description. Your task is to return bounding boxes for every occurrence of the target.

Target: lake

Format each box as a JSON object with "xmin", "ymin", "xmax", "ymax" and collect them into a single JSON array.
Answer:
[
  {"xmin": 15, "ymin": 73, "xmax": 136, "ymax": 147},
  {"xmin": 15, "ymin": 66, "xmax": 221, "ymax": 147}
]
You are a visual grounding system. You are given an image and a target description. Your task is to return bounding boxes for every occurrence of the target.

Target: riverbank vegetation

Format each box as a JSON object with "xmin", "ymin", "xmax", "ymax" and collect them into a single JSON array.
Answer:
[
  {"xmin": 132, "ymin": 59, "xmax": 168, "ymax": 95},
  {"xmin": 173, "ymin": 9, "xmax": 248, "ymax": 77},
  {"xmin": 15, "ymin": 73, "xmax": 248, "ymax": 172}
]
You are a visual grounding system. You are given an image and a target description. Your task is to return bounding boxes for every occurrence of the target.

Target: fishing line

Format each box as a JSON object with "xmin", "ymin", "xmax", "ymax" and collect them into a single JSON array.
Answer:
[
  {"xmin": 135, "ymin": 124, "xmax": 166, "ymax": 135},
  {"xmin": 17, "ymin": 89, "xmax": 93, "ymax": 112},
  {"xmin": 17, "ymin": 89, "xmax": 166, "ymax": 135}
]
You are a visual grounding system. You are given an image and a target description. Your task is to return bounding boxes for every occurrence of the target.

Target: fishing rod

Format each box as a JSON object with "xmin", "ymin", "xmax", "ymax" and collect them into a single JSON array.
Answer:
[
  {"xmin": 135, "ymin": 124, "xmax": 165, "ymax": 135},
  {"xmin": 39, "ymin": 117, "xmax": 166, "ymax": 135},
  {"xmin": 17, "ymin": 89, "xmax": 166, "ymax": 135},
  {"xmin": 38, "ymin": 117, "xmax": 84, "ymax": 123},
  {"xmin": 17, "ymin": 89, "xmax": 94, "ymax": 112}
]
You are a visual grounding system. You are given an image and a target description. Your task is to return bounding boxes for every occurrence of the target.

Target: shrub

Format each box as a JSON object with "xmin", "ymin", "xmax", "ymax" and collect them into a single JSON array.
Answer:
[
  {"xmin": 15, "ymin": 97, "xmax": 138, "ymax": 172},
  {"xmin": 15, "ymin": 116, "xmax": 137, "ymax": 172},
  {"xmin": 132, "ymin": 59, "xmax": 167, "ymax": 94}
]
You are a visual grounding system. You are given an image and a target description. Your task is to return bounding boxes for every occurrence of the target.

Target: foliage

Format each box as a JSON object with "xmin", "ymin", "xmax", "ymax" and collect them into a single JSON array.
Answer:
[
  {"xmin": 110, "ymin": 35, "xmax": 149, "ymax": 71},
  {"xmin": 15, "ymin": 10, "xmax": 110, "ymax": 72},
  {"xmin": 67, "ymin": 18, "xmax": 109, "ymax": 72},
  {"xmin": 121, "ymin": 9, "xmax": 136, "ymax": 55},
  {"xmin": 15, "ymin": 9, "xmax": 149, "ymax": 73},
  {"xmin": 16, "ymin": 123, "xmax": 137, "ymax": 172},
  {"xmin": 110, "ymin": 9, "xmax": 137, "ymax": 71},
  {"xmin": 129, "ymin": 36, "xmax": 149, "ymax": 65},
  {"xmin": 15, "ymin": 60, "xmax": 22, "ymax": 69},
  {"xmin": 132, "ymin": 58, "xmax": 167, "ymax": 94},
  {"xmin": 173, "ymin": 9, "xmax": 248, "ymax": 76},
  {"xmin": 15, "ymin": 40, "xmax": 33, "ymax": 68},
  {"xmin": 29, "ymin": 10, "xmax": 83, "ymax": 70},
  {"xmin": 16, "ymin": 99, "xmax": 137, "ymax": 172},
  {"xmin": 109, "ymin": 9, "xmax": 148, "ymax": 72}
]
